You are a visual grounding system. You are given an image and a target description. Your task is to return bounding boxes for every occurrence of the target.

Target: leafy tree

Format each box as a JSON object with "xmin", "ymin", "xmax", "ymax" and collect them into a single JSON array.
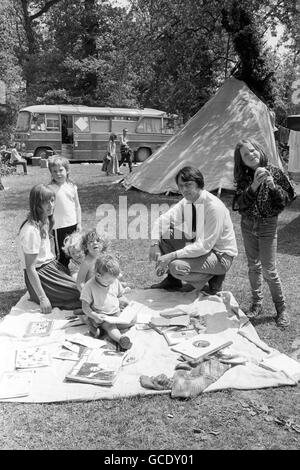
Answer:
[{"xmin": 221, "ymin": 0, "xmax": 278, "ymax": 107}]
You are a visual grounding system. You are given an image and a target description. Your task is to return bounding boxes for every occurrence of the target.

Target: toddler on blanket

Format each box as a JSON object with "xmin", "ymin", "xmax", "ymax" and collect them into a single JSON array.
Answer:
[{"xmin": 80, "ymin": 254, "xmax": 133, "ymax": 350}]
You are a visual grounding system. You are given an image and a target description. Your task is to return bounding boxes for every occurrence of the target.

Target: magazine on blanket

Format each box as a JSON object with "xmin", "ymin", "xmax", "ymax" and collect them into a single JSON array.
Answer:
[
  {"xmin": 15, "ymin": 346, "xmax": 51, "ymax": 369},
  {"xmin": 159, "ymin": 307, "xmax": 190, "ymax": 319},
  {"xmin": 162, "ymin": 325, "xmax": 199, "ymax": 346},
  {"xmin": 171, "ymin": 334, "xmax": 233, "ymax": 360},
  {"xmin": 65, "ymin": 333, "xmax": 107, "ymax": 349},
  {"xmin": 23, "ymin": 320, "xmax": 54, "ymax": 338},
  {"xmin": 65, "ymin": 348, "xmax": 127, "ymax": 386},
  {"xmin": 149, "ymin": 314, "xmax": 190, "ymax": 329},
  {"xmin": 53, "ymin": 341, "xmax": 87, "ymax": 361},
  {"xmin": 0, "ymin": 370, "xmax": 34, "ymax": 399}
]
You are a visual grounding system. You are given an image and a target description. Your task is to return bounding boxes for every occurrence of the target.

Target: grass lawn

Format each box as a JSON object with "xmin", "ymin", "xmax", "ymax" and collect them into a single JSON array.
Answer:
[{"xmin": 0, "ymin": 163, "xmax": 299, "ymax": 450}]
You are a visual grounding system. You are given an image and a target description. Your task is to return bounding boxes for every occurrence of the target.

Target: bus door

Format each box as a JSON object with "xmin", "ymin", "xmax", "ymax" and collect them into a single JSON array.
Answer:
[
  {"xmin": 72, "ymin": 115, "xmax": 93, "ymax": 160},
  {"xmin": 61, "ymin": 114, "xmax": 74, "ymax": 158}
]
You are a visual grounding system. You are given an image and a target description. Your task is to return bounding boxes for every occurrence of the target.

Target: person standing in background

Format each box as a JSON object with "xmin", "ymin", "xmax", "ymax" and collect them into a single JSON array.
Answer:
[
  {"xmin": 119, "ymin": 128, "xmax": 133, "ymax": 173},
  {"xmin": 106, "ymin": 133, "xmax": 121, "ymax": 176}
]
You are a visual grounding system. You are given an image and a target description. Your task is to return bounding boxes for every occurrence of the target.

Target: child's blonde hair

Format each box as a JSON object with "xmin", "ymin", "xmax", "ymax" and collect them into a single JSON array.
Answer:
[
  {"xmin": 62, "ymin": 231, "xmax": 84, "ymax": 258},
  {"xmin": 95, "ymin": 254, "xmax": 120, "ymax": 277},
  {"xmin": 81, "ymin": 229, "xmax": 110, "ymax": 255},
  {"xmin": 48, "ymin": 155, "xmax": 70, "ymax": 181}
]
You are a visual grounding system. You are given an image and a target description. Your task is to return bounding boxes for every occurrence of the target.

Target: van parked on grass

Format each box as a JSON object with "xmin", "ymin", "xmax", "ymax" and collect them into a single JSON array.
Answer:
[{"xmin": 14, "ymin": 105, "xmax": 177, "ymax": 163}]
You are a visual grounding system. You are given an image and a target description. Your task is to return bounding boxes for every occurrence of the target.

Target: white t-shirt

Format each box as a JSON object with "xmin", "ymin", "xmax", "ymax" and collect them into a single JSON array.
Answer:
[
  {"xmin": 48, "ymin": 182, "xmax": 78, "ymax": 229},
  {"xmin": 18, "ymin": 222, "xmax": 55, "ymax": 270},
  {"xmin": 80, "ymin": 277, "xmax": 125, "ymax": 316}
]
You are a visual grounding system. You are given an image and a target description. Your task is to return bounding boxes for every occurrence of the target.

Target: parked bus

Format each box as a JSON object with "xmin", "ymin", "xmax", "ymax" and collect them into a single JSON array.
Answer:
[{"xmin": 14, "ymin": 105, "xmax": 177, "ymax": 162}]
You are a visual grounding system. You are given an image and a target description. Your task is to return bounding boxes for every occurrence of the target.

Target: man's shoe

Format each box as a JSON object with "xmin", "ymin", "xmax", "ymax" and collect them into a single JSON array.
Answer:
[
  {"xmin": 180, "ymin": 283, "xmax": 195, "ymax": 293},
  {"xmin": 276, "ymin": 310, "xmax": 290, "ymax": 328},
  {"xmin": 150, "ymin": 275, "xmax": 182, "ymax": 291},
  {"xmin": 247, "ymin": 303, "xmax": 263, "ymax": 319},
  {"xmin": 208, "ymin": 274, "xmax": 225, "ymax": 294}
]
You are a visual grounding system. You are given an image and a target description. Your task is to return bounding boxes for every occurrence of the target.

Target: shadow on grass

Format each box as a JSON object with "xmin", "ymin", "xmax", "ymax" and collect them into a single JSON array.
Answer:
[
  {"xmin": 249, "ymin": 315, "xmax": 276, "ymax": 327},
  {"xmin": 277, "ymin": 214, "xmax": 300, "ymax": 257},
  {"xmin": 0, "ymin": 288, "xmax": 27, "ymax": 318}
]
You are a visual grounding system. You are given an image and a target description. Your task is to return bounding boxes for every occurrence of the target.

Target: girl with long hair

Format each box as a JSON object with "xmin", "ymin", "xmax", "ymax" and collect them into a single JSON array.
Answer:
[
  {"xmin": 18, "ymin": 184, "xmax": 81, "ymax": 313},
  {"xmin": 233, "ymin": 139, "xmax": 296, "ymax": 328}
]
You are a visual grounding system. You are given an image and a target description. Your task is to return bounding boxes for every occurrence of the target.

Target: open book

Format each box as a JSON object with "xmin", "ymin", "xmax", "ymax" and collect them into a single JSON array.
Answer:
[
  {"xmin": 65, "ymin": 348, "xmax": 127, "ymax": 386},
  {"xmin": 99, "ymin": 301, "xmax": 138, "ymax": 326}
]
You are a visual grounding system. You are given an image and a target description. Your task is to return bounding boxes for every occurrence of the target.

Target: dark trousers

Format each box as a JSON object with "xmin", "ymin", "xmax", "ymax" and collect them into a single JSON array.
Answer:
[
  {"xmin": 53, "ymin": 224, "xmax": 77, "ymax": 268},
  {"xmin": 120, "ymin": 148, "xmax": 133, "ymax": 172},
  {"xmin": 12, "ymin": 160, "xmax": 27, "ymax": 174}
]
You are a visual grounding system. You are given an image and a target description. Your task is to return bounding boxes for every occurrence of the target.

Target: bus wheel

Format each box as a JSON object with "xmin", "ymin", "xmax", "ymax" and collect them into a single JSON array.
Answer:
[
  {"xmin": 35, "ymin": 148, "xmax": 50, "ymax": 159},
  {"xmin": 136, "ymin": 147, "xmax": 151, "ymax": 162}
]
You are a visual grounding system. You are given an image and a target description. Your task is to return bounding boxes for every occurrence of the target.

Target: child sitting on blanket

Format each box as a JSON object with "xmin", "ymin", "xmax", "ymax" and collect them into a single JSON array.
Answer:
[
  {"xmin": 62, "ymin": 231, "xmax": 84, "ymax": 280},
  {"xmin": 76, "ymin": 229, "xmax": 110, "ymax": 292},
  {"xmin": 80, "ymin": 254, "xmax": 133, "ymax": 350}
]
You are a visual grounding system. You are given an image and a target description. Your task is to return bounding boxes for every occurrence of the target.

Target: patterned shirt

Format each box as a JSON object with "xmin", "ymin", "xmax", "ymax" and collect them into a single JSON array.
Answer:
[{"xmin": 233, "ymin": 165, "xmax": 296, "ymax": 218}]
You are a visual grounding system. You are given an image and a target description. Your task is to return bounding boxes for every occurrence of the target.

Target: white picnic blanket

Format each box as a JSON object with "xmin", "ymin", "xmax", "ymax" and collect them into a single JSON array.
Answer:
[{"xmin": 0, "ymin": 289, "xmax": 299, "ymax": 403}]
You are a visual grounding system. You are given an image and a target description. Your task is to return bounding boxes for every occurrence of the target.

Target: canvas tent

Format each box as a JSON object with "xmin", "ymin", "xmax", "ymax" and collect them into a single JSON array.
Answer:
[{"xmin": 124, "ymin": 77, "xmax": 282, "ymax": 194}]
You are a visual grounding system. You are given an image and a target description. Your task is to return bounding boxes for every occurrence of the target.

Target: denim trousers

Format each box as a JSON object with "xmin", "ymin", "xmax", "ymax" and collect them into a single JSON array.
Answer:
[
  {"xmin": 159, "ymin": 231, "xmax": 233, "ymax": 290},
  {"xmin": 240, "ymin": 215, "xmax": 285, "ymax": 312}
]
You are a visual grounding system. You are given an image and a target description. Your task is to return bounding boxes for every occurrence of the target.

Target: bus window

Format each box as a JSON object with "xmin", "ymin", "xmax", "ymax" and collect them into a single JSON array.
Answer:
[
  {"xmin": 91, "ymin": 116, "xmax": 110, "ymax": 132},
  {"xmin": 111, "ymin": 116, "xmax": 138, "ymax": 134},
  {"xmin": 136, "ymin": 117, "xmax": 162, "ymax": 133},
  {"xmin": 162, "ymin": 117, "xmax": 175, "ymax": 134},
  {"xmin": 74, "ymin": 116, "xmax": 90, "ymax": 133},
  {"xmin": 46, "ymin": 114, "xmax": 59, "ymax": 131},
  {"xmin": 31, "ymin": 113, "xmax": 46, "ymax": 131},
  {"xmin": 16, "ymin": 111, "xmax": 30, "ymax": 132}
]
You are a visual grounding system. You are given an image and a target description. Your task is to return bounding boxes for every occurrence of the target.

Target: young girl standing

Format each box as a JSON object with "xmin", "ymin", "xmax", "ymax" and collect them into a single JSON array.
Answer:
[
  {"xmin": 106, "ymin": 133, "xmax": 121, "ymax": 176},
  {"xmin": 48, "ymin": 155, "xmax": 82, "ymax": 268},
  {"xmin": 233, "ymin": 139, "xmax": 296, "ymax": 328}
]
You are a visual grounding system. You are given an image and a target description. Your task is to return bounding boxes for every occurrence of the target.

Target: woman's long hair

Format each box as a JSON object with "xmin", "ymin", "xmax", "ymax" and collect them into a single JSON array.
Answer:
[
  {"xmin": 233, "ymin": 139, "xmax": 269, "ymax": 187},
  {"xmin": 19, "ymin": 184, "xmax": 55, "ymax": 238}
]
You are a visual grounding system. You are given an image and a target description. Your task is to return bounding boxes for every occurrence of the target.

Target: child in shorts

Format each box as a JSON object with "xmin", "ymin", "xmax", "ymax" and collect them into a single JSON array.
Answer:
[{"xmin": 80, "ymin": 254, "xmax": 133, "ymax": 350}]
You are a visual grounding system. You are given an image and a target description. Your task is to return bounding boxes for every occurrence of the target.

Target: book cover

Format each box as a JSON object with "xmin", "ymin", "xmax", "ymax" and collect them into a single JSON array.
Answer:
[
  {"xmin": 23, "ymin": 320, "xmax": 54, "ymax": 338},
  {"xmin": 162, "ymin": 325, "xmax": 198, "ymax": 346},
  {"xmin": 53, "ymin": 343, "xmax": 86, "ymax": 361},
  {"xmin": 149, "ymin": 314, "xmax": 190, "ymax": 328},
  {"xmin": 15, "ymin": 346, "xmax": 51, "ymax": 369},
  {"xmin": 0, "ymin": 370, "xmax": 33, "ymax": 399},
  {"xmin": 52, "ymin": 348, "xmax": 80, "ymax": 362},
  {"xmin": 65, "ymin": 348, "xmax": 126, "ymax": 386},
  {"xmin": 171, "ymin": 334, "xmax": 233, "ymax": 360},
  {"xmin": 65, "ymin": 333, "xmax": 107, "ymax": 349}
]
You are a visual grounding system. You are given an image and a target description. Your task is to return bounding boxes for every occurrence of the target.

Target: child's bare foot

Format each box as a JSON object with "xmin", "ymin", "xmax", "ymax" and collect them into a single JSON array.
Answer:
[
  {"xmin": 118, "ymin": 335, "xmax": 132, "ymax": 350},
  {"xmin": 89, "ymin": 324, "xmax": 101, "ymax": 339}
]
